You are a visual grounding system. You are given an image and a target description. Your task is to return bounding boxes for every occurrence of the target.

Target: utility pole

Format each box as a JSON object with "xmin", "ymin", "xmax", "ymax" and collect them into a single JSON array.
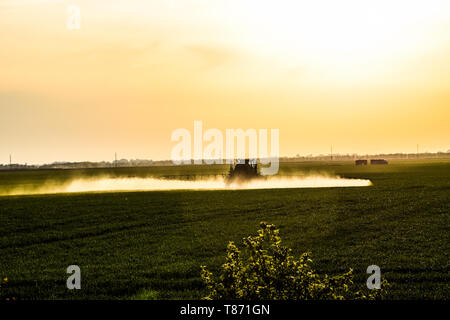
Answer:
[
  {"xmin": 330, "ymin": 145, "xmax": 333, "ymax": 161},
  {"xmin": 114, "ymin": 152, "xmax": 117, "ymax": 168},
  {"xmin": 9, "ymin": 154, "xmax": 11, "ymax": 166}
]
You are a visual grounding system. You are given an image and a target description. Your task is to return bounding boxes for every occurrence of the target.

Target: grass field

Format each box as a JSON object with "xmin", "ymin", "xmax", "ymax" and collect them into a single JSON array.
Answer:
[{"xmin": 0, "ymin": 160, "xmax": 449, "ymax": 299}]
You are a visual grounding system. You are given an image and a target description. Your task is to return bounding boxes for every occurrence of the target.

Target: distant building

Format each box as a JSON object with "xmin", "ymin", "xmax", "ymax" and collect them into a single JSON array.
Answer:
[
  {"xmin": 355, "ymin": 159, "xmax": 368, "ymax": 165},
  {"xmin": 370, "ymin": 159, "xmax": 388, "ymax": 165}
]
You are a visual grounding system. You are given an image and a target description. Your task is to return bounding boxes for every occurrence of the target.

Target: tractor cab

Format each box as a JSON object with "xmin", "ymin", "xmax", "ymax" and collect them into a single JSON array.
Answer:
[{"xmin": 226, "ymin": 159, "xmax": 260, "ymax": 184}]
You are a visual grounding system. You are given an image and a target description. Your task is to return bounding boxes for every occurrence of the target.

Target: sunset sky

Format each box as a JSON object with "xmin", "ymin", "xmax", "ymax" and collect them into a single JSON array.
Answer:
[{"xmin": 1, "ymin": 0, "xmax": 450, "ymax": 164}]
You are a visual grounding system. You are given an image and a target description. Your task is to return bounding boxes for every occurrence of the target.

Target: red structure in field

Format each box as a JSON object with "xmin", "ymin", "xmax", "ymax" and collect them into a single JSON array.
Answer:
[
  {"xmin": 370, "ymin": 159, "xmax": 388, "ymax": 165},
  {"xmin": 355, "ymin": 159, "xmax": 368, "ymax": 165}
]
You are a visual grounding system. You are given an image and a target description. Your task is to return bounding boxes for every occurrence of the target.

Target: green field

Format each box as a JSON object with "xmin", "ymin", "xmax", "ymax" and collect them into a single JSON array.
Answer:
[{"xmin": 0, "ymin": 160, "xmax": 449, "ymax": 299}]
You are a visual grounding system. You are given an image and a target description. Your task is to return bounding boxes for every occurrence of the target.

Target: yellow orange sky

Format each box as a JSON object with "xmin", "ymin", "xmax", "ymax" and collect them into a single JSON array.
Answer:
[{"xmin": 1, "ymin": 0, "xmax": 450, "ymax": 164}]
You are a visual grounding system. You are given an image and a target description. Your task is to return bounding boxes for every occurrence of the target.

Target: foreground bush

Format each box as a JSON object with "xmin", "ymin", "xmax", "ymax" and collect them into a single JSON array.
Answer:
[{"xmin": 201, "ymin": 222, "xmax": 387, "ymax": 300}]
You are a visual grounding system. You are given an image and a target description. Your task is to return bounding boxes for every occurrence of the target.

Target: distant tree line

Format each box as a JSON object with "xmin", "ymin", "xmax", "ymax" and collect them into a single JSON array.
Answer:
[{"xmin": 1, "ymin": 152, "xmax": 449, "ymax": 170}]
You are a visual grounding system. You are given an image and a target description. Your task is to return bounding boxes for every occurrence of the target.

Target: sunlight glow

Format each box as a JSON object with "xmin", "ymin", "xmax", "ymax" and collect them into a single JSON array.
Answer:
[{"xmin": 232, "ymin": 0, "xmax": 450, "ymax": 83}]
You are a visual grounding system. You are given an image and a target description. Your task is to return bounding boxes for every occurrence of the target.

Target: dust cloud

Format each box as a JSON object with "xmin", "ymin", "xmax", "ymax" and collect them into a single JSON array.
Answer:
[{"xmin": 1, "ymin": 175, "xmax": 372, "ymax": 196}]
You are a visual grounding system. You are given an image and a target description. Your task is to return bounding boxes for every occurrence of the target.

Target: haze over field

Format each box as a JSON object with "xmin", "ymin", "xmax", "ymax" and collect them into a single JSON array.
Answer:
[
  {"xmin": 0, "ymin": 175, "xmax": 372, "ymax": 196},
  {"xmin": 1, "ymin": 0, "xmax": 450, "ymax": 164}
]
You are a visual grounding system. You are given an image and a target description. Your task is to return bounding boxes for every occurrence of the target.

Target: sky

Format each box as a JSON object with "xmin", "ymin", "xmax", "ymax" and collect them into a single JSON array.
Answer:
[{"xmin": 1, "ymin": 0, "xmax": 450, "ymax": 164}]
